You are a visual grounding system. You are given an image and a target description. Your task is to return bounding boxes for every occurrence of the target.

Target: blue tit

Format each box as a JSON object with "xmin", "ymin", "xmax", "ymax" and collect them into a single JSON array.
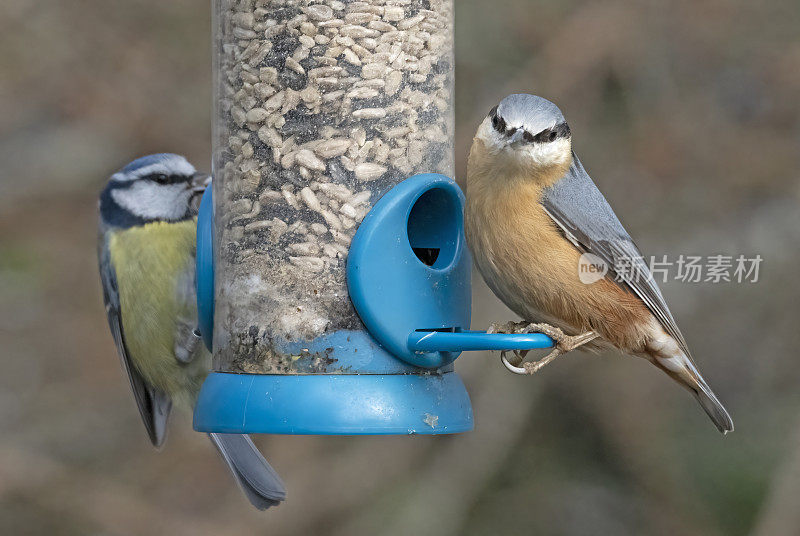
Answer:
[
  {"xmin": 97, "ymin": 153, "xmax": 286, "ymax": 508},
  {"xmin": 465, "ymin": 94, "xmax": 733, "ymax": 433}
]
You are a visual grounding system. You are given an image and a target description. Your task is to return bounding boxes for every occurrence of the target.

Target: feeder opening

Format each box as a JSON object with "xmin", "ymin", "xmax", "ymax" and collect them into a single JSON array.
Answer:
[
  {"xmin": 406, "ymin": 187, "xmax": 461, "ymax": 270},
  {"xmin": 413, "ymin": 247, "xmax": 440, "ymax": 266}
]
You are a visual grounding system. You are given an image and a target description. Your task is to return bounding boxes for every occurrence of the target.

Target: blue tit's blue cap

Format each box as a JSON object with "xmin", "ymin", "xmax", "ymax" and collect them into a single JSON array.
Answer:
[{"xmin": 121, "ymin": 153, "xmax": 184, "ymax": 173}]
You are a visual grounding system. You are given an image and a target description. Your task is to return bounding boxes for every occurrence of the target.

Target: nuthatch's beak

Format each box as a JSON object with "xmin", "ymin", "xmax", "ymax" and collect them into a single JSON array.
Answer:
[
  {"xmin": 190, "ymin": 172, "xmax": 211, "ymax": 194},
  {"xmin": 508, "ymin": 129, "xmax": 525, "ymax": 145}
]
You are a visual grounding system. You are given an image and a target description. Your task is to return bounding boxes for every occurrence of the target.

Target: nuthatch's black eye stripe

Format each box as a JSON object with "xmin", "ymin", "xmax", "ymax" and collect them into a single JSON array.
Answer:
[
  {"xmin": 489, "ymin": 106, "xmax": 511, "ymax": 134},
  {"xmin": 528, "ymin": 122, "xmax": 571, "ymax": 143},
  {"xmin": 491, "ymin": 113, "xmax": 507, "ymax": 134}
]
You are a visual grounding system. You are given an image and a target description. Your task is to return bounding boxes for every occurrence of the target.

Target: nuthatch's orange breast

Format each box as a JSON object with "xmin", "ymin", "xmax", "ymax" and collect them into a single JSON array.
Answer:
[{"xmin": 465, "ymin": 141, "xmax": 651, "ymax": 351}]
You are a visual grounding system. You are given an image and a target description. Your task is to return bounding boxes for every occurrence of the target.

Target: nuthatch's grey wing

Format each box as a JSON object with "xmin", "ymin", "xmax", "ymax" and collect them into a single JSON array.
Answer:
[
  {"xmin": 541, "ymin": 152, "xmax": 691, "ymax": 358},
  {"xmin": 98, "ymin": 235, "xmax": 172, "ymax": 447}
]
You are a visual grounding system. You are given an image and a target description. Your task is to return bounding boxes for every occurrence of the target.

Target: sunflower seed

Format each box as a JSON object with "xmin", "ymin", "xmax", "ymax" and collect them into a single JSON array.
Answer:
[{"xmin": 354, "ymin": 162, "xmax": 387, "ymax": 182}]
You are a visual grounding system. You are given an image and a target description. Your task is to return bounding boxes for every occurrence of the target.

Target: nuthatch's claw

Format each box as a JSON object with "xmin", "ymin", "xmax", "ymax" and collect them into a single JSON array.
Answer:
[
  {"xmin": 493, "ymin": 322, "xmax": 600, "ymax": 375},
  {"xmin": 487, "ymin": 321, "xmax": 530, "ymax": 334},
  {"xmin": 500, "ymin": 350, "xmax": 532, "ymax": 374},
  {"xmin": 502, "ymin": 347, "xmax": 565, "ymax": 375}
]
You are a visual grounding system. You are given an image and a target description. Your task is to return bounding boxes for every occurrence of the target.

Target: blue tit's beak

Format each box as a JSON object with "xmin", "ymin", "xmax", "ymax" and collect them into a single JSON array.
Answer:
[
  {"xmin": 189, "ymin": 172, "xmax": 210, "ymax": 213},
  {"xmin": 190, "ymin": 172, "xmax": 211, "ymax": 194}
]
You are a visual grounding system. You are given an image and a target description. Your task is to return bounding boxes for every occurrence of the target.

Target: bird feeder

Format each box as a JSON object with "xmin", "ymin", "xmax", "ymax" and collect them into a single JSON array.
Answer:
[{"xmin": 194, "ymin": 0, "xmax": 551, "ymax": 435}]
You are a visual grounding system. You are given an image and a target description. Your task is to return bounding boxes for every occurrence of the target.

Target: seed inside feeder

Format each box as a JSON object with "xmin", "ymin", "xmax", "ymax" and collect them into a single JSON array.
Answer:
[{"xmin": 213, "ymin": 0, "xmax": 454, "ymax": 373}]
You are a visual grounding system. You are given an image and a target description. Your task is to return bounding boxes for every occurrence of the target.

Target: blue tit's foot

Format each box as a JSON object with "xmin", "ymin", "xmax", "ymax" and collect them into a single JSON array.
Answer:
[{"xmin": 499, "ymin": 323, "xmax": 599, "ymax": 375}]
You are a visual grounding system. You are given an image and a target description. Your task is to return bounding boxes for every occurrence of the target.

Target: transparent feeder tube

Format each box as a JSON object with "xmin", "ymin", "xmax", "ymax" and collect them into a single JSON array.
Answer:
[{"xmin": 212, "ymin": 0, "xmax": 454, "ymax": 373}]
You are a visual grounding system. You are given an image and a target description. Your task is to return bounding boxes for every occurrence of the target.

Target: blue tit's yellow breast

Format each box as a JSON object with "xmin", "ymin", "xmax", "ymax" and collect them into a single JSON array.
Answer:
[{"xmin": 107, "ymin": 220, "xmax": 199, "ymax": 396}]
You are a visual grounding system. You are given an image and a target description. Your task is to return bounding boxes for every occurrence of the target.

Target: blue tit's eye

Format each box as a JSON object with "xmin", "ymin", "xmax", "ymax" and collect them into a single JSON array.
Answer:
[
  {"xmin": 548, "ymin": 130, "xmax": 557, "ymax": 142},
  {"xmin": 152, "ymin": 174, "xmax": 170, "ymax": 184}
]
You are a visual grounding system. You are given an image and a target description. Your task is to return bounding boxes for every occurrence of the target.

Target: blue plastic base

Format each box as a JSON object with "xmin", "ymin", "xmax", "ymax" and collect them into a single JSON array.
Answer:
[{"xmin": 194, "ymin": 371, "xmax": 474, "ymax": 435}]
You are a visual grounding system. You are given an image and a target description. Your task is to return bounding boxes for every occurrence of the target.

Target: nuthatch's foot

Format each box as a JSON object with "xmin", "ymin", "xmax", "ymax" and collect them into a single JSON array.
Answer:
[
  {"xmin": 487, "ymin": 320, "xmax": 531, "ymax": 335},
  {"xmin": 489, "ymin": 322, "xmax": 599, "ymax": 375}
]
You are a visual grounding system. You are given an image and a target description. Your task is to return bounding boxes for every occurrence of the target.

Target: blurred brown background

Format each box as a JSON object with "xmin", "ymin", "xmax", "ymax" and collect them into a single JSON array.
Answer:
[{"xmin": 1, "ymin": 1, "xmax": 799, "ymax": 534}]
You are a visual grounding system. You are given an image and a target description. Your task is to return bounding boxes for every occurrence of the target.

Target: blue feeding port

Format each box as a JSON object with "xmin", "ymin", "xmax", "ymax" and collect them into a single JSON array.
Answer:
[
  {"xmin": 347, "ymin": 173, "xmax": 555, "ymax": 364},
  {"xmin": 193, "ymin": 174, "xmax": 552, "ymax": 435},
  {"xmin": 195, "ymin": 187, "xmax": 214, "ymax": 352},
  {"xmin": 347, "ymin": 174, "xmax": 471, "ymax": 369},
  {"xmin": 408, "ymin": 330, "xmax": 554, "ymax": 353}
]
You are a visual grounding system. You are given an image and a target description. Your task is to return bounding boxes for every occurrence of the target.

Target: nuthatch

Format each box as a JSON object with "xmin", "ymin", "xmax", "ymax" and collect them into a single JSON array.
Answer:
[
  {"xmin": 465, "ymin": 95, "xmax": 733, "ymax": 433},
  {"xmin": 97, "ymin": 154, "xmax": 287, "ymax": 508}
]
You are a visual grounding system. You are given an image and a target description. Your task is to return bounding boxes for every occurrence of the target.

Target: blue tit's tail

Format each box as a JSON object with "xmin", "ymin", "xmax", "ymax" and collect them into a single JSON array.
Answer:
[{"xmin": 208, "ymin": 433, "xmax": 286, "ymax": 510}]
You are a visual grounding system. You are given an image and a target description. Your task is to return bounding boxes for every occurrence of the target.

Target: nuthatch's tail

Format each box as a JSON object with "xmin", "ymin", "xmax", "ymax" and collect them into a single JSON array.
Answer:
[
  {"xmin": 653, "ymin": 352, "xmax": 734, "ymax": 434},
  {"xmin": 208, "ymin": 433, "xmax": 287, "ymax": 509}
]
